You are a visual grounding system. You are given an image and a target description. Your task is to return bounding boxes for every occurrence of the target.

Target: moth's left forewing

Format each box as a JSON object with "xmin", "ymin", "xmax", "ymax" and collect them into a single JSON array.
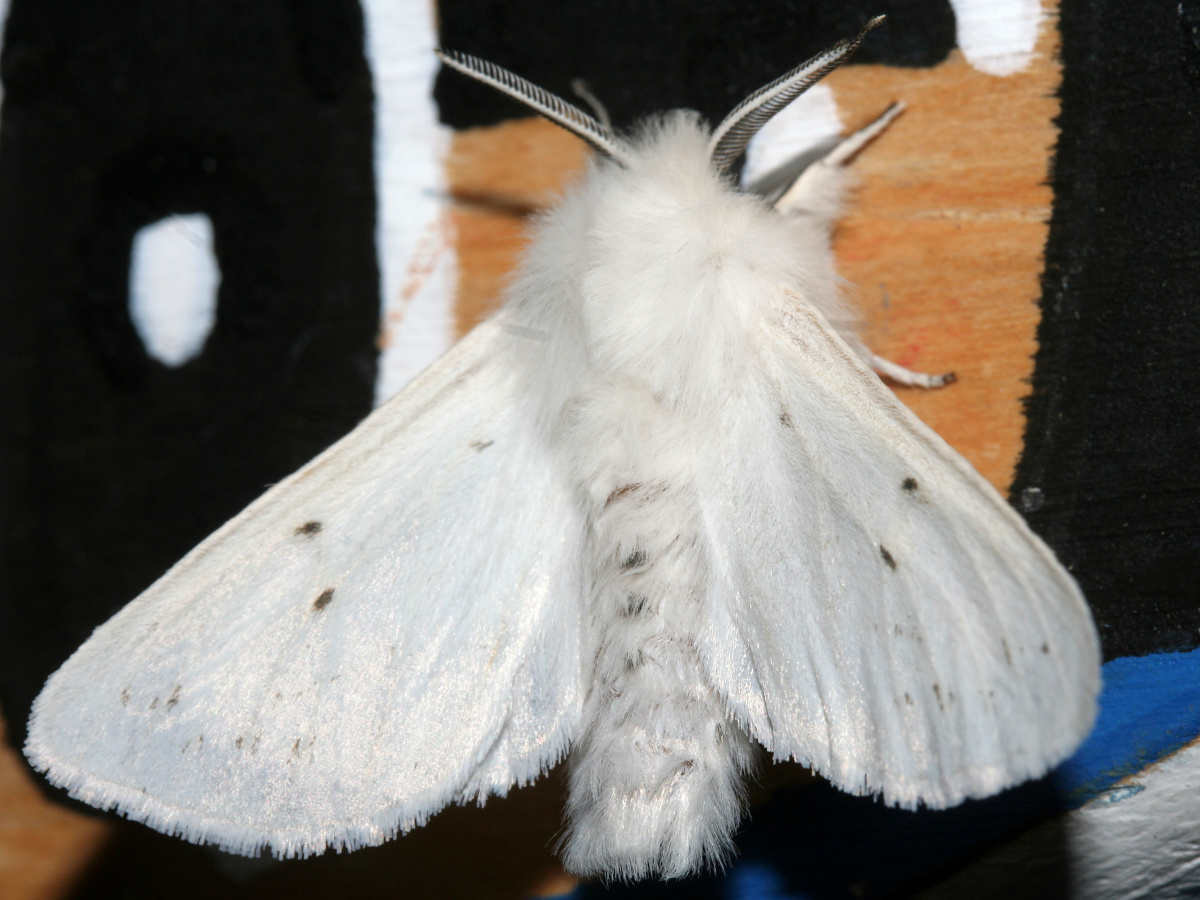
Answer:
[
  {"xmin": 26, "ymin": 317, "xmax": 585, "ymax": 857},
  {"xmin": 699, "ymin": 302, "xmax": 1100, "ymax": 809}
]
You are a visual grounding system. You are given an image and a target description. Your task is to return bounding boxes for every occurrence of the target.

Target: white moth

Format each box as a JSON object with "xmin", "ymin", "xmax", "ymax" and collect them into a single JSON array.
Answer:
[{"xmin": 26, "ymin": 19, "xmax": 1100, "ymax": 882}]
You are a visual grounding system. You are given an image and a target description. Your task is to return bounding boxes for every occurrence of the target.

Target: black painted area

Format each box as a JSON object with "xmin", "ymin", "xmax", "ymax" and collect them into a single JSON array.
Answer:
[
  {"xmin": 0, "ymin": 0, "xmax": 380, "ymax": 748},
  {"xmin": 435, "ymin": 0, "xmax": 956, "ymax": 131},
  {"xmin": 1011, "ymin": 0, "xmax": 1200, "ymax": 660},
  {"xmin": 577, "ymin": 775, "xmax": 1067, "ymax": 900}
]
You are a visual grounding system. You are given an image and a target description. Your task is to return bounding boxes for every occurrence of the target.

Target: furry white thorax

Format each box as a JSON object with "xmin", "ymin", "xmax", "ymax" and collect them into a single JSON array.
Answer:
[{"xmin": 510, "ymin": 112, "xmax": 854, "ymax": 422}]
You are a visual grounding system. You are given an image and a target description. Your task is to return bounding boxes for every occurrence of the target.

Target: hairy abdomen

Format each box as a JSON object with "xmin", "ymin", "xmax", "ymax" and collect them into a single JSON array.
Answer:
[{"xmin": 560, "ymin": 378, "xmax": 755, "ymax": 879}]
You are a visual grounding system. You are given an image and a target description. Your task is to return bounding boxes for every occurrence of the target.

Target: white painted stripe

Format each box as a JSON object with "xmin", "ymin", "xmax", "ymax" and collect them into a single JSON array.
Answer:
[
  {"xmin": 1068, "ymin": 741, "xmax": 1200, "ymax": 898},
  {"xmin": 0, "ymin": 2, "xmax": 9, "ymax": 106},
  {"xmin": 361, "ymin": 0, "xmax": 457, "ymax": 406},
  {"xmin": 950, "ymin": 0, "xmax": 1044, "ymax": 76},
  {"xmin": 924, "ymin": 740, "xmax": 1200, "ymax": 898},
  {"xmin": 128, "ymin": 214, "xmax": 221, "ymax": 367}
]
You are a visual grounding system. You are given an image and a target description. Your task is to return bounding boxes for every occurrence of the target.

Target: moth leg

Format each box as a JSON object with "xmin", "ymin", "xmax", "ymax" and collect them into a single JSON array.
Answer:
[
  {"xmin": 867, "ymin": 350, "xmax": 956, "ymax": 389},
  {"xmin": 773, "ymin": 101, "xmax": 906, "ymax": 213},
  {"xmin": 822, "ymin": 100, "xmax": 906, "ymax": 168}
]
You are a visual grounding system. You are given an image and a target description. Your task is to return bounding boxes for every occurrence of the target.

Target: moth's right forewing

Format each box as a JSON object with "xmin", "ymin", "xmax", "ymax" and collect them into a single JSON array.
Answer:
[
  {"xmin": 26, "ymin": 316, "xmax": 585, "ymax": 858},
  {"xmin": 700, "ymin": 304, "xmax": 1100, "ymax": 810}
]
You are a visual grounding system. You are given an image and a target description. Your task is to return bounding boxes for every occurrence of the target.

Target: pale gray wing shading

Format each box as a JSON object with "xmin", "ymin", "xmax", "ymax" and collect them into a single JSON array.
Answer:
[
  {"xmin": 699, "ymin": 304, "xmax": 1100, "ymax": 809},
  {"xmin": 27, "ymin": 317, "xmax": 584, "ymax": 856}
]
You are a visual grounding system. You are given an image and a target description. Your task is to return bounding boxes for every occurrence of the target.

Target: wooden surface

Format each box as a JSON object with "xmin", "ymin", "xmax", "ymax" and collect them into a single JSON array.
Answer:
[{"xmin": 1, "ymin": 11, "xmax": 1064, "ymax": 900}]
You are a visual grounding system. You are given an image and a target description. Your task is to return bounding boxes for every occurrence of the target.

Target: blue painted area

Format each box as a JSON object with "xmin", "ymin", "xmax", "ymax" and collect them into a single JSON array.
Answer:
[
  {"xmin": 724, "ymin": 863, "xmax": 813, "ymax": 900},
  {"xmin": 576, "ymin": 649, "xmax": 1200, "ymax": 899},
  {"xmin": 1053, "ymin": 646, "xmax": 1200, "ymax": 805}
]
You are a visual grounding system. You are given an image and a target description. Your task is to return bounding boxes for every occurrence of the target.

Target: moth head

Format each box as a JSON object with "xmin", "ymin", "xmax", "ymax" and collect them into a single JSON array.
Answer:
[{"xmin": 436, "ymin": 15, "xmax": 883, "ymax": 184}]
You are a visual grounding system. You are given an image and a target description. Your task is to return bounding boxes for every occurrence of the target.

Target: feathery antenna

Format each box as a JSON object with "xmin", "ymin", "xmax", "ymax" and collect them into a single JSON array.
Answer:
[
  {"xmin": 436, "ymin": 49, "xmax": 632, "ymax": 166},
  {"xmin": 708, "ymin": 16, "xmax": 886, "ymax": 174}
]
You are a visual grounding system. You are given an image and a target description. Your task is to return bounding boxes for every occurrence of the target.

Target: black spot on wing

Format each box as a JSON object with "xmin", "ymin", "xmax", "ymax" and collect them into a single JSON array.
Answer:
[
  {"xmin": 880, "ymin": 546, "xmax": 897, "ymax": 570},
  {"xmin": 295, "ymin": 521, "xmax": 323, "ymax": 536},
  {"xmin": 624, "ymin": 594, "xmax": 648, "ymax": 616},
  {"xmin": 181, "ymin": 734, "xmax": 204, "ymax": 754},
  {"xmin": 902, "ymin": 477, "xmax": 919, "ymax": 492},
  {"xmin": 313, "ymin": 588, "xmax": 334, "ymax": 611}
]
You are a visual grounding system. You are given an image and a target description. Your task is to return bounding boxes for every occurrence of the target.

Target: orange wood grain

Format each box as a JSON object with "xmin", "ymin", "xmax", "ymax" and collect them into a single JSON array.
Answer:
[{"xmin": 830, "ymin": 13, "xmax": 1061, "ymax": 493}]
